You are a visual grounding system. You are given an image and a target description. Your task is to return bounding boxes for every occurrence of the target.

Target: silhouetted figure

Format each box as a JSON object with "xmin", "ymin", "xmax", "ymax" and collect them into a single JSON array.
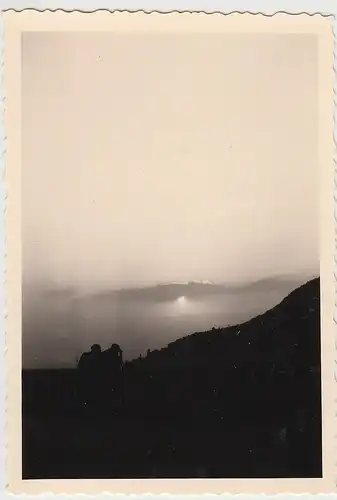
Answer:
[
  {"xmin": 101, "ymin": 343, "xmax": 124, "ymax": 406},
  {"xmin": 78, "ymin": 344, "xmax": 103, "ymax": 410},
  {"xmin": 78, "ymin": 344, "xmax": 102, "ymax": 371}
]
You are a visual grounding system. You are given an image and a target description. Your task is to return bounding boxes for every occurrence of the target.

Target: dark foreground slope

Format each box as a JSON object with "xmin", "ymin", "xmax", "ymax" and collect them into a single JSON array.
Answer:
[{"xmin": 22, "ymin": 278, "xmax": 322, "ymax": 479}]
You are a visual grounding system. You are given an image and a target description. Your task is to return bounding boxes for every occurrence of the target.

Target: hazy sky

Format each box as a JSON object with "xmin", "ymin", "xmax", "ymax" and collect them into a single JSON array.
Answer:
[
  {"xmin": 22, "ymin": 32, "xmax": 318, "ymax": 292},
  {"xmin": 21, "ymin": 32, "xmax": 319, "ymax": 367}
]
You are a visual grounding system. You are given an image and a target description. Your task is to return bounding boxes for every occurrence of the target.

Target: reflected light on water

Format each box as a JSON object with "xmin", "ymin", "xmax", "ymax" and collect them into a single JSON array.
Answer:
[
  {"xmin": 177, "ymin": 296, "xmax": 187, "ymax": 307},
  {"xmin": 163, "ymin": 295, "xmax": 200, "ymax": 317}
]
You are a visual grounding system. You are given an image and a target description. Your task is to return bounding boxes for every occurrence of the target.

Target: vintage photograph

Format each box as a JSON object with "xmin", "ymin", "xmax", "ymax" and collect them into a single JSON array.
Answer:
[{"xmin": 4, "ymin": 10, "xmax": 336, "ymax": 493}]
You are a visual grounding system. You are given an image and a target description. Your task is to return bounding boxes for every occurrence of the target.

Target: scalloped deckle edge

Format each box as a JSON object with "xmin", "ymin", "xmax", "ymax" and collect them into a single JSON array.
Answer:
[
  {"xmin": 327, "ymin": 8, "xmax": 337, "ymax": 496},
  {"xmin": 2, "ymin": 8, "xmax": 337, "ymax": 496},
  {"xmin": 1, "ymin": 7, "xmax": 335, "ymax": 16},
  {"xmin": 0, "ymin": 4, "xmax": 6, "ymax": 500}
]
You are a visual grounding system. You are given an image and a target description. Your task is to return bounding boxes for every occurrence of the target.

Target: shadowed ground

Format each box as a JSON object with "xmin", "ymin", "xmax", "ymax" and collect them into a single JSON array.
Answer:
[{"xmin": 22, "ymin": 278, "xmax": 322, "ymax": 479}]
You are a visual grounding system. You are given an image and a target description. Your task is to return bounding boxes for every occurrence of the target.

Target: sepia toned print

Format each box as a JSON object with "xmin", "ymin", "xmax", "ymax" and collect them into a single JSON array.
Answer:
[{"xmin": 3, "ymin": 10, "xmax": 336, "ymax": 495}]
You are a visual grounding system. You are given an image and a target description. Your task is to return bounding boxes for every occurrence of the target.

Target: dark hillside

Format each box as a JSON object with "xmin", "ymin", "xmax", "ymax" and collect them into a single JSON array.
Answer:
[
  {"xmin": 22, "ymin": 278, "xmax": 322, "ymax": 479},
  {"xmin": 131, "ymin": 278, "xmax": 320, "ymax": 401}
]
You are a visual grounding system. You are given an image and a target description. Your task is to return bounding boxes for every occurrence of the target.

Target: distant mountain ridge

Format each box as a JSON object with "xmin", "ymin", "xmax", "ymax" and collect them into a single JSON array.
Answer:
[
  {"xmin": 85, "ymin": 276, "xmax": 307, "ymax": 303},
  {"xmin": 41, "ymin": 275, "xmax": 312, "ymax": 300}
]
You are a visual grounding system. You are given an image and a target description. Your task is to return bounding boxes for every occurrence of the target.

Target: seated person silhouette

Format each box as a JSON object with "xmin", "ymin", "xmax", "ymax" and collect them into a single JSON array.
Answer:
[
  {"xmin": 78, "ymin": 343, "xmax": 102, "ymax": 373},
  {"xmin": 78, "ymin": 344, "xmax": 103, "ymax": 408},
  {"xmin": 101, "ymin": 343, "xmax": 124, "ymax": 403}
]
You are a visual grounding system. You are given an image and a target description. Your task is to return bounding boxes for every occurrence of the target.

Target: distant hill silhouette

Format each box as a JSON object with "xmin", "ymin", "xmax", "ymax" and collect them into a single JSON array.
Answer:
[
  {"xmin": 22, "ymin": 277, "xmax": 321, "ymax": 479},
  {"xmin": 85, "ymin": 276, "xmax": 305, "ymax": 304}
]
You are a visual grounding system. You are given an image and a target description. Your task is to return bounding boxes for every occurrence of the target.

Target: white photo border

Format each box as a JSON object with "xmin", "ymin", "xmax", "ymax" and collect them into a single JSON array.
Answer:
[{"xmin": 1, "ymin": 3, "xmax": 336, "ymax": 497}]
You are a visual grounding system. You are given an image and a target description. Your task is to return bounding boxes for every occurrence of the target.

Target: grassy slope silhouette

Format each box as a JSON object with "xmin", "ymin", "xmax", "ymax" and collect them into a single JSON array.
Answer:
[{"xmin": 134, "ymin": 276, "xmax": 320, "ymax": 374}]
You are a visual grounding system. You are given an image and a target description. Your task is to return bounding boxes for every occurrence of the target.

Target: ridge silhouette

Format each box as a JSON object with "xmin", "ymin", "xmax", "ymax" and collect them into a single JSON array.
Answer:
[{"xmin": 22, "ymin": 277, "xmax": 321, "ymax": 479}]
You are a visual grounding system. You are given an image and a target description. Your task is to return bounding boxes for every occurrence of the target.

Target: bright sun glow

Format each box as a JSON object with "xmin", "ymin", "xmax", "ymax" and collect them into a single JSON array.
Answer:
[{"xmin": 177, "ymin": 296, "xmax": 187, "ymax": 305}]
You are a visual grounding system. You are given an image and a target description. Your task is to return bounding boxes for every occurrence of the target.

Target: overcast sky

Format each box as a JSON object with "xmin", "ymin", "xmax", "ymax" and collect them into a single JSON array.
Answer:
[{"xmin": 21, "ymin": 32, "xmax": 319, "ymax": 367}]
